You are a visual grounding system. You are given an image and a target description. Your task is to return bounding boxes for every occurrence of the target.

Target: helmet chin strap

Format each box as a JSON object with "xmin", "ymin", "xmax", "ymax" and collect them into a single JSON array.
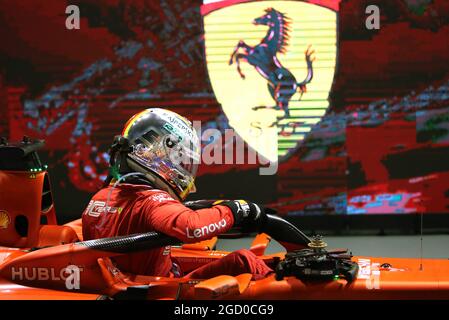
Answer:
[{"xmin": 126, "ymin": 157, "xmax": 181, "ymax": 201}]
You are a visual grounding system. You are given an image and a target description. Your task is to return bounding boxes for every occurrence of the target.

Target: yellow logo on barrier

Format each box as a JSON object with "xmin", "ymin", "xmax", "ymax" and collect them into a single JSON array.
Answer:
[{"xmin": 0, "ymin": 210, "xmax": 11, "ymax": 229}]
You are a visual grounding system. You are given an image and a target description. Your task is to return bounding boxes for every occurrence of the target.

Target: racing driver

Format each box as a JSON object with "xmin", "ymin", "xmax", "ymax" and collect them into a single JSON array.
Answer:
[{"xmin": 82, "ymin": 108, "xmax": 272, "ymax": 280}]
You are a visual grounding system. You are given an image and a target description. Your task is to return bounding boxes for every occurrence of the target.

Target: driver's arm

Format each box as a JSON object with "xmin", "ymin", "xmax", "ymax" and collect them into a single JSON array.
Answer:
[{"xmin": 141, "ymin": 190, "xmax": 235, "ymax": 243}]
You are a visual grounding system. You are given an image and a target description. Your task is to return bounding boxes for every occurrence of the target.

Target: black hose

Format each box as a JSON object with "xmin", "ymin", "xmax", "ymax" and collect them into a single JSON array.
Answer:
[
  {"xmin": 78, "ymin": 232, "xmax": 180, "ymax": 253},
  {"xmin": 78, "ymin": 215, "xmax": 310, "ymax": 254},
  {"xmin": 260, "ymin": 214, "xmax": 311, "ymax": 247}
]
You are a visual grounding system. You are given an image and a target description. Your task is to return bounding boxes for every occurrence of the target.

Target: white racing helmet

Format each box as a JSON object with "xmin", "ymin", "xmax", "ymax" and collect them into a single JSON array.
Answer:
[{"xmin": 120, "ymin": 108, "xmax": 201, "ymax": 200}]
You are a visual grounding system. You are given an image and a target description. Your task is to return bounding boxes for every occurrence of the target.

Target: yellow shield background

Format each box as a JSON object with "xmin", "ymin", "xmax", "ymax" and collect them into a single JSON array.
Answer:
[{"xmin": 204, "ymin": 0, "xmax": 337, "ymax": 162}]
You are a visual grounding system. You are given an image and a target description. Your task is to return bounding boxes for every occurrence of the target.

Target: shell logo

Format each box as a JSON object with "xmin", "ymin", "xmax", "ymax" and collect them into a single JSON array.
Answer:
[{"xmin": 0, "ymin": 210, "xmax": 11, "ymax": 229}]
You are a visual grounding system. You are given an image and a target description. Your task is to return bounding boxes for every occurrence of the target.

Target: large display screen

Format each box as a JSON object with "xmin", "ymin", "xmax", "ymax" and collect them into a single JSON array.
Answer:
[{"xmin": 1, "ymin": 0, "xmax": 448, "ymax": 222}]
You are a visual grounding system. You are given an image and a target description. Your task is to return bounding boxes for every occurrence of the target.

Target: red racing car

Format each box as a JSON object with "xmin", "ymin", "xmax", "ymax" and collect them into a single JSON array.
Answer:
[{"xmin": 0, "ymin": 138, "xmax": 448, "ymax": 300}]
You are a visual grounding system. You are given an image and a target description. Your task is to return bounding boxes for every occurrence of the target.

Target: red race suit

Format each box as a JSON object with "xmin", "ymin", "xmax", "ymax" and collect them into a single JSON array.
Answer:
[{"xmin": 82, "ymin": 183, "xmax": 272, "ymax": 279}]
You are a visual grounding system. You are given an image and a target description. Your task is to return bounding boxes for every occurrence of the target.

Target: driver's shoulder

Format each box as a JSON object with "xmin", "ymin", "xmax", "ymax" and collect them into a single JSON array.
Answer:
[{"xmin": 138, "ymin": 188, "xmax": 178, "ymax": 204}]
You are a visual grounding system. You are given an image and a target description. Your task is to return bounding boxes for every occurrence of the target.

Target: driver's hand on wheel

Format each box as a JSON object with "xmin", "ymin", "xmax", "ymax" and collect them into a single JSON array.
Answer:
[{"xmin": 217, "ymin": 200, "xmax": 270, "ymax": 232}]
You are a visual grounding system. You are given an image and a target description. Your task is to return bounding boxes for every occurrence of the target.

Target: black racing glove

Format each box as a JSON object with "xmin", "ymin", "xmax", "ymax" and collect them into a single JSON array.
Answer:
[{"xmin": 217, "ymin": 200, "xmax": 268, "ymax": 233}]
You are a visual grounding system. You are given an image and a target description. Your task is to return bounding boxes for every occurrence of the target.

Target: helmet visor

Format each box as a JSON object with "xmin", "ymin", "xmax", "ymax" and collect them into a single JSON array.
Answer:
[{"xmin": 130, "ymin": 128, "xmax": 200, "ymax": 196}]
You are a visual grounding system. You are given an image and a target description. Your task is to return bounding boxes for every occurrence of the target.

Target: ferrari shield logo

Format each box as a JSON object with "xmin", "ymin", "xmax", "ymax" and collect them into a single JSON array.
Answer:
[{"xmin": 202, "ymin": 0, "xmax": 339, "ymax": 162}]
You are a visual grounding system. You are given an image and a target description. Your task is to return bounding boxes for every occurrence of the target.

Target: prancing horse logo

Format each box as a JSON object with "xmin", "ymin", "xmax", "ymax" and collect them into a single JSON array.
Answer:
[{"xmin": 229, "ymin": 7, "xmax": 315, "ymax": 127}]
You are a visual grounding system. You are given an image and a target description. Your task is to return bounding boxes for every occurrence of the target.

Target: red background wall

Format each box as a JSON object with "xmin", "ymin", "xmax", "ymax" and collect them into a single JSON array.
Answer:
[{"xmin": 1, "ymin": 0, "xmax": 449, "ymax": 221}]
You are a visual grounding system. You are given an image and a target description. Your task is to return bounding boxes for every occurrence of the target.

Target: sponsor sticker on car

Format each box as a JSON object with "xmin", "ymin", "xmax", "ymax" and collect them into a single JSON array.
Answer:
[{"xmin": 11, "ymin": 265, "xmax": 83, "ymax": 290}]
